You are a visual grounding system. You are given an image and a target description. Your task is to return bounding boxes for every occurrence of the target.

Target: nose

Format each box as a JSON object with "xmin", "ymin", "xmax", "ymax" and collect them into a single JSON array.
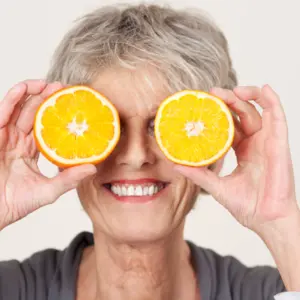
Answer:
[{"xmin": 115, "ymin": 127, "xmax": 156, "ymax": 169}]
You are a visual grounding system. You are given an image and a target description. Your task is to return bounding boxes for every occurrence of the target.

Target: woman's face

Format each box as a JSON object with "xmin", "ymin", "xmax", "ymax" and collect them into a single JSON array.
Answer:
[{"xmin": 77, "ymin": 67, "xmax": 201, "ymax": 243}]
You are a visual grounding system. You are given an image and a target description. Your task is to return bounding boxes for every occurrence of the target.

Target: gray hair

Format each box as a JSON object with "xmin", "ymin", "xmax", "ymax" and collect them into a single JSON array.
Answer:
[
  {"xmin": 46, "ymin": 3, "xmax": 237, "ymax": 93},
  {"xmin": 47, "ymin": 3, "xmax": 237, "ymax": 197}
]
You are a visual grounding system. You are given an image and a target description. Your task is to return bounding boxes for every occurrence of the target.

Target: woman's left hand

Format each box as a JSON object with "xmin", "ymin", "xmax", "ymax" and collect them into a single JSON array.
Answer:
[{"xmin": 175, "ymin": 85, "xmax": 299, "ymax": 234}]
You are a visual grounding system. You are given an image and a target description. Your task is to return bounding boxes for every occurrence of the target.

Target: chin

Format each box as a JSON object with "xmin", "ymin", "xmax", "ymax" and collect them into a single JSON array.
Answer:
[
  {"xmin": 94, "ymin": 202, "xmax": 184, "ymax": 244},
  {"xmin": 107, "ymin": 220, "xmax": 177, "ymax": 244},
  {"xmin": 82, "ymin": 178, "xmax": 190, "ymax": 243}
]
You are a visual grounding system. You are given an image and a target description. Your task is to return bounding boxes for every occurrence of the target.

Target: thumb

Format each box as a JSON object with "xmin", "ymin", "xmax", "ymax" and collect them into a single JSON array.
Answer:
[
  {"xmin": 174, "ymin": 165, "xmax": 221, "ymax": 198},
  {"xmin": 46, "ymin": 164, "xmax": 97, "ymax": 203}
]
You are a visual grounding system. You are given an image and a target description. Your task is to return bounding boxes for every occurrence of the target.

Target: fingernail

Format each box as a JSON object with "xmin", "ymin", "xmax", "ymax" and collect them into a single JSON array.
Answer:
[
  {"xmin": 234, "ymin": 86, "xmax": 247, "ymax": 91},
  {"xmin": 12, "ymin": 83, "xmax": 25, "ymax": 93},
  {"xmin": 85, "ymin": 165, "xmax": 97, "ymax": 174},
  {"xmin": 174, "ymin": 165, "xmax": 186, "ymax": 172},
  {"xmin": 211, "ymin": 87, "xmax": 223, "ymax": 92}
]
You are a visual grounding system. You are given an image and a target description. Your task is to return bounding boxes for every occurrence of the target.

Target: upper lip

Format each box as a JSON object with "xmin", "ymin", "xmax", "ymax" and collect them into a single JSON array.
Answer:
[{"xmin": 104, "ymin": 178, "xmax": 168, "ymax": 185}]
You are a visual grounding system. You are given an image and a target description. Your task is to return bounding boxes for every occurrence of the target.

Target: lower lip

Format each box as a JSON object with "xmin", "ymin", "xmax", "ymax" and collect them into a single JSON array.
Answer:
[{"xmin": 104, "ymin": 186, "xmax": 168, "ymax": 203}]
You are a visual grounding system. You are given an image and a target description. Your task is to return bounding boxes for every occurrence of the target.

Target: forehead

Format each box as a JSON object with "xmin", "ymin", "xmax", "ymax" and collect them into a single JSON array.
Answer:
[{"xmin": 91, "ymin": 66, "xmax": 171, "ymax": 118}]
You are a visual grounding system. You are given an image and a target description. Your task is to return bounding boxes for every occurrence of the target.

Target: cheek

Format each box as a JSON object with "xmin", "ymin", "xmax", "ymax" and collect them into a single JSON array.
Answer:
[
  {"xmin": 184, "ymin": 178, "xmax": 200, "ymax": 199},
  {"xmin": 172, "ymin": 173, "xmax": 200, "ymax": 201},
  {"xmin": 77, "ymin": 176, "xmax": 110, "ymax": 225},
  {"xmin": 183, "ymin": 179, "xmax": 200, "ymax": 211},
  {"xmin": 76, "ymin": 176, "xmax": 96, "ymax": 208},
  {"xmin": 94, "ymin": 157, "xmax": 115, "ymax": 177},
  {"xmin": 149, "ymin": 138, "xmax": 167, "ymax": 159}
]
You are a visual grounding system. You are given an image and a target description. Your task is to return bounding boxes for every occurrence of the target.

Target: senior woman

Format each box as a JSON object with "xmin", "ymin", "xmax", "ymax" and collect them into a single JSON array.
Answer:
[{"xmin": 0, "ymin": 3, "xmax": 299, "ymax": 300}]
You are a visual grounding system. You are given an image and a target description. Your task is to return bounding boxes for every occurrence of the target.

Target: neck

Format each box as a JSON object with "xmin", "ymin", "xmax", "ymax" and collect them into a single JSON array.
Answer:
[{"xmin": 78, "ymin": 226, "xmax": 199, "ymax": 300}]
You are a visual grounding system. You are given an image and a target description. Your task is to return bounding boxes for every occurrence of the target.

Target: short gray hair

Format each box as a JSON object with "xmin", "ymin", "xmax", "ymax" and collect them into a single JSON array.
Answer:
[{"xmin": 46, "ymin": 3, "xmax": 237, "ymax": 93}]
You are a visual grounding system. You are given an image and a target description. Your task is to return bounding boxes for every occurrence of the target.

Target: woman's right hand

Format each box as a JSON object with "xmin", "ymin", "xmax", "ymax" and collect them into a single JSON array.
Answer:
[{"xmin": 0, "ymin": 80, "xmax": 97, "ymax": 230}]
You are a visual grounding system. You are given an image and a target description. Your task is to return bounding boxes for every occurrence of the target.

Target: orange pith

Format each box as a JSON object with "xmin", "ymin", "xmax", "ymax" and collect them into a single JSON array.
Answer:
[
  {"xmin": 34, "ymin": 85, "xmax": 120, "ymax": 167},
  {"xmin": 154, "ymin": 90, "xmax": 234, "ymax": 167}
]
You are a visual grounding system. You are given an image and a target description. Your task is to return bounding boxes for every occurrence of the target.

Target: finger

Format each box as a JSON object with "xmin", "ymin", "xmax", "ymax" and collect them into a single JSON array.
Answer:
[
  {"xmin": 174, "ymin": 165, "xmax": 222, "ymax": 201},
  {"xmin": 231, "ymin": 114, "xmax": 244, "ymax": 149},
  {"xmin": 211, "ymin": 87, "xmax": 262, "ymax": 136},
  {"xmin": 16, "ymin": 82, "xmax": 63, "ymax": 134},
  {"xmin": 12, "ymin": 81, "xmax": 62, "ymax": 126},
  {"xmin": 234, "ymin": 85, "xmax": 286, "ymax": 121},
  {"xmin": 0, "ymin": 80, "xmax": 47, "ymax": 128},
  {"xmin": 9, "ymin": 99, "xmax": 27, "ymax": 125},
  {"xmin": 44, "ymin": 164, "xmax": 97, "ymax": 204},
  {"xmin": 0, "ymin": 83, "xmax": 27, "ymax": 128},
  {"xmin": 26, "ymin": 131, "xmax": 41, "ymax": 160}
]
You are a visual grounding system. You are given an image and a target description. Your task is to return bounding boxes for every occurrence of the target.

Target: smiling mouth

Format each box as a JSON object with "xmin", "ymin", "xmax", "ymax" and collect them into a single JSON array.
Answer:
[{"xmin": 103, "ymin": 181, "xmax": 169, "ymax": 197}]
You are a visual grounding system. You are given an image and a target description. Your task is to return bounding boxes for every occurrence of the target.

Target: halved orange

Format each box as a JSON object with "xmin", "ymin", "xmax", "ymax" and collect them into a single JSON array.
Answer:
[
  {"xmin": 154, "ymin": 90, "xmax": 234, "ymax": 167},
  {"xmin": 34, "ymin": 85, "xmax": 120, "ymax": 167}
]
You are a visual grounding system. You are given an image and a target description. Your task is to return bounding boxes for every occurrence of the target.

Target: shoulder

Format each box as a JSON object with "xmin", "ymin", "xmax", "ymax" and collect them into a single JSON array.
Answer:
[
  {"xmin": 0, "ymin": 231, "xmax": 93, "ymax": 300},
  {"xmin": 188, "ymin": 241, "xmax": 286, "ymax": 300}
]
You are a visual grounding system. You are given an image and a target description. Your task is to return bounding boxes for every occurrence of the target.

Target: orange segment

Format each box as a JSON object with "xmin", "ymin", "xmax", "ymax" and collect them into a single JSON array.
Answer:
[
  {"xmin": 154, "ymin": 90, "xmax": 234, "ymax": 166},
  {"xmin": 34, "ymin": 85, "xmax": 120, "ymax": 167}
]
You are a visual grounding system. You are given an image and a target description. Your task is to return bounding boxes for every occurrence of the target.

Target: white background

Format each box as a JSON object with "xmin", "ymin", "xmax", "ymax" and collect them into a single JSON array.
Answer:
[{"xmin": 0, "ymin": 0, "xmax": 299, "ymax": 267}]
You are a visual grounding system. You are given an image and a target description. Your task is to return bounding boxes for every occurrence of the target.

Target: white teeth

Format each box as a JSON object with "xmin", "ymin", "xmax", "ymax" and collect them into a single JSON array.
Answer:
[
  {"xmin": 117, "ymin": 186, "xmax": 121, "ymax": 195},
  {"xmin": 121, "ymin": 186, "xmax": 127, "ymax": 196},
  {"xmin": 135, "ymin": 186, "xmax": 143, "ymax": 196},
  {"xmin": 109, "ymin": 183, "xmax": 164, "ymax": 197},
  {"xmin": 112, "ymin": 185, "xmax": 118, "ymax": 194},
  {"xmin": 148, "ymin": 185, "xmax": 154, "ymax": 196},
  {"xmin": 143, "ymin": 186, "xmax": 148, "ymax": 195},
  {"xmin": 128, "ymin": 185, "xmax": 134, "ymax": 196}
]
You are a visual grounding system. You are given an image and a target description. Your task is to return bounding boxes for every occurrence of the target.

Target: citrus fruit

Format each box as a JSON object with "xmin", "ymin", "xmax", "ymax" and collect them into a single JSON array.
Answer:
[
  {"xmin": 34, "ymin": 85, "xmax": 120, "ymax": 167},
  {"xmin": 154, "ymin": 90, "xmax": 234, "ymax": 167}
]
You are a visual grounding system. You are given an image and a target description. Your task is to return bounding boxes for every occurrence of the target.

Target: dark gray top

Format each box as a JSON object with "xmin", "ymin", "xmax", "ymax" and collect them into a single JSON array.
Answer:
[{"xmin": 0, "ymin": 231, "xmax": 285, "ymax": 300}]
